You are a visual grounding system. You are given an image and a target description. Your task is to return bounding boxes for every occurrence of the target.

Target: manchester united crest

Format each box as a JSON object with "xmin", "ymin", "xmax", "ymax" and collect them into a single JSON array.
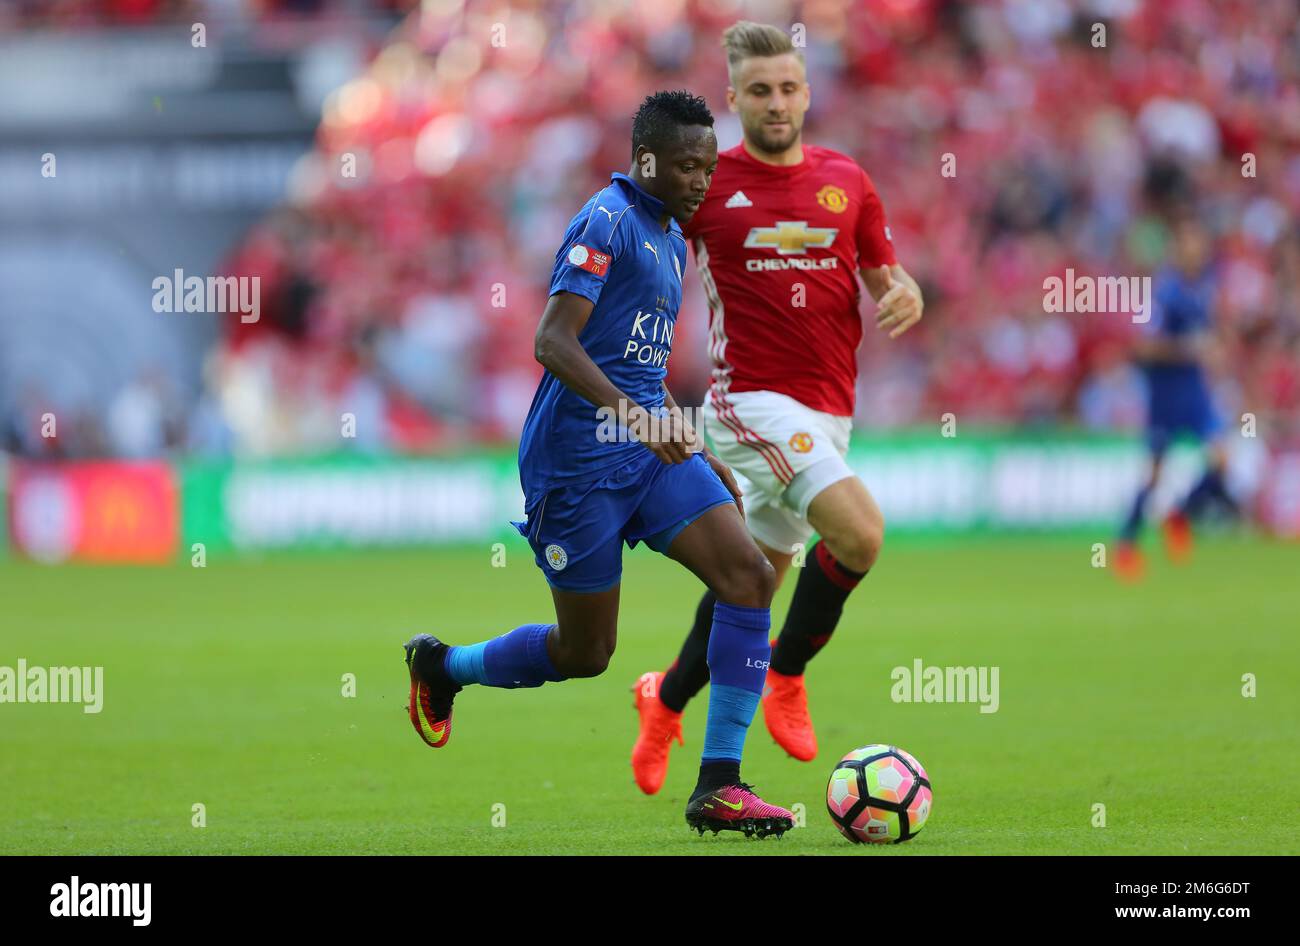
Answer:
[
  {"xmin": 789, "ymin": 432, "xmax": 814, "ymax": 453},
  {"xmin": 816, "ymin": 184, "xmax": 849, "ymax": 214}
]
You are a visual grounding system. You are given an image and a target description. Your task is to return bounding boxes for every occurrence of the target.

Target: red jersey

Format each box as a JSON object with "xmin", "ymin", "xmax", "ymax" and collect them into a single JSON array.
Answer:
[{"xmin": 684, "ymin": 143, "xmax": 896, "ymax": 416}]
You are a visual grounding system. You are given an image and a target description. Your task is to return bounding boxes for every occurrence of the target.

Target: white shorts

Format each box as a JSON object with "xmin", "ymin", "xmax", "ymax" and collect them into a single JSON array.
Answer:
[{"xmin": 702, "ymin": 388, "xmax": 856, "ymax": 554}]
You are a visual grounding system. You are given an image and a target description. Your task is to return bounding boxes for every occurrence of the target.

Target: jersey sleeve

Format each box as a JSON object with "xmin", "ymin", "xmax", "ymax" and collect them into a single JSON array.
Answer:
[
  {"xmin": 550, "ymin": 202, "xmax": 629, "ymax": 305},
  {"xmin": 856, "ymin": 169, "xmax": 897, "ymax": 269}
]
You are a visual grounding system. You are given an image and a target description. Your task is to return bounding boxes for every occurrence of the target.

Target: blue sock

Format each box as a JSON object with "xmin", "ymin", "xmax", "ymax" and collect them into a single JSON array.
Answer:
[
  {"xmin": 1182, "ymin": 469, "xmax": 1233, "ymax": 519},
  {"xmin": 701, "ymin": 601, "xmax": 770, "ymax": 769},
  {"xmin": 1121, "ymin": 484, "xmax": 1152, "ymax": 542},
  {"xmin": 445, "ymin": 623, "xmax": 566, "ymax": 689}
]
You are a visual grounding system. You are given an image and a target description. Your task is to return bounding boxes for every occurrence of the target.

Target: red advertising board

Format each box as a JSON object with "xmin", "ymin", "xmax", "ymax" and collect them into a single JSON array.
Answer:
[{"xmin": 8, "ymin": 461, "xmax": 179, "ymax": 563}]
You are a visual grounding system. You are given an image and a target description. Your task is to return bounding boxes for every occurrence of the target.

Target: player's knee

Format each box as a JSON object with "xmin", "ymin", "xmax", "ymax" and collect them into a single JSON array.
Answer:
[
  {"xmin": 713, "ymin": 547, "xmax": 776, "ymax": 608},
  {"xmin": 829, "ymin": 514, "xmax": 884, "ymax": 574},
  {"xmin": 752, "ymin": 554, "xmax": 778, "ymax": 605},
  {"xmin": 559, "ymin": 639, "xmax": 615, "ymax": 679}
]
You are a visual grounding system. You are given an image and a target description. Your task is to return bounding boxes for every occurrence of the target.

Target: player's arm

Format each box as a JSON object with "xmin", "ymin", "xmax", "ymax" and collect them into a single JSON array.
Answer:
[
  {"xmin": 863, "ymin": 263, "xmax": 924, "ymax": 339},
  {"xmin": 855, "ymin": 171, "xmax": 923, "ymax": 339},
  {"xmin": 534, "ymin": 293, "xmax": 691, "ymax": 464}
]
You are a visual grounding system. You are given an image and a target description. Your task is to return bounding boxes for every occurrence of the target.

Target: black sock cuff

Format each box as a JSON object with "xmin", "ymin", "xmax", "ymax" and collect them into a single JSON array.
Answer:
[{"xmin": 813, "ymin": 540, "xmax": 867, "ymax": 588}]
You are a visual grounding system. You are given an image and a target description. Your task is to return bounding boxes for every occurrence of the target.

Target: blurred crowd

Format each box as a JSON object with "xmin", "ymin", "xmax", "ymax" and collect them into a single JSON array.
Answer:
[
  {"xmin": 8, "ymin": 0, "xmax": 1300, "ymax": 459},
  {"xmin": 201, "ymin": 0, "xmax": 1300, "ymax": 458},
  {"xmin": 3, "ymin": 0, "xmax": 413, "ymax": 29}
]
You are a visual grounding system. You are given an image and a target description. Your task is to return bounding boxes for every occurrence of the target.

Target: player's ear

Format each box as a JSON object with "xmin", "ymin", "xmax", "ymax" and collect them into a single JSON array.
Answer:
[{"xmin": 726, "ymin": 86, "xmax": 737, "ymax": 113}]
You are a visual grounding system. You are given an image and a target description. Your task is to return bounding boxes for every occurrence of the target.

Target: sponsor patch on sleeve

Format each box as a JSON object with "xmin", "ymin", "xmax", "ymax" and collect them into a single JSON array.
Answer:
[{"xmin": 567, "ymin": 243, "xmax": 611, "ymax": 277}]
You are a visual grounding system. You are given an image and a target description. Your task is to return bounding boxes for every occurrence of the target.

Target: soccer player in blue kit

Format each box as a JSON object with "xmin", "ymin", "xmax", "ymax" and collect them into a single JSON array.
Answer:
[
  {"xmin": 1116, "ymin": 217, "xmax": 1238, "ymax": 580},
  {"xmin": 402, "ymin": 91, "xmax": 795, "ymax": 838}
]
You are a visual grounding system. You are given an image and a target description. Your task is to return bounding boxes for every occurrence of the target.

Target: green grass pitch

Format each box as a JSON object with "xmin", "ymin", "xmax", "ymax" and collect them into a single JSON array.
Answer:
[{"xmin": 2, "ymin": 535, "xmax": 1297, "ymax": 855}]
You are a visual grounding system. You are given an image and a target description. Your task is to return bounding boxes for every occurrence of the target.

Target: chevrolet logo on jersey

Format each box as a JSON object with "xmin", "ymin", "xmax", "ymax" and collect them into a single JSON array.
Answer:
[{"xmin": 743, "ymin": 220, "xmax": 838, "ymax": 255}]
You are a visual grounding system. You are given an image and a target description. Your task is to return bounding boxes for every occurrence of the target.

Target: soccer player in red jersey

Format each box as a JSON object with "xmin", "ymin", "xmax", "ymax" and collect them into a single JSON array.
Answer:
[{"xmin": 632, "ymin": 21, "xmax": 925, "ymax": 793}]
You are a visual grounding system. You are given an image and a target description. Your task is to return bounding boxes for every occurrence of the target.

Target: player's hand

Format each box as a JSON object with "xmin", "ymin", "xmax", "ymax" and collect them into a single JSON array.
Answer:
[
  {"xmin": 704, "ymin": 450, "xmax": 745, "ymax": 520},
  {"xmin": 675, "ymin": 406, "xmax": 705, "ymax": 456},
  {"xmin": 631, "ymin": 405, "xmax": 693, "ymax": 464},
  {"xmin": 873, "ymin": 265, "xmax": 923, "ymax": 339}
]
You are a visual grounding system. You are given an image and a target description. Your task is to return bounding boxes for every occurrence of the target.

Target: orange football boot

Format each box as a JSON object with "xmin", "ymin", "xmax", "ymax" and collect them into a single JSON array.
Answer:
[
  {"xmin": 762, "ymin": 649, "xmax": 817, "ymax": 762},
  {"xmin": 1162, "ymin": 511, "xmax": 1193, "ymax": 564},
  {"xmin": 630, "ymin": 670, "xmax": 684, "ymax": 795},
  {"xmin": 1114, "ymin": 541, "xmax": 1145, "ymax": 582}
]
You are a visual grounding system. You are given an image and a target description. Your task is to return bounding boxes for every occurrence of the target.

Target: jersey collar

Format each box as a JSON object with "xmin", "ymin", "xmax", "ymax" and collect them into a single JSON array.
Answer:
[{"xmin": 611, "ymin": 172, "xmax": 681, "ymax": 236}]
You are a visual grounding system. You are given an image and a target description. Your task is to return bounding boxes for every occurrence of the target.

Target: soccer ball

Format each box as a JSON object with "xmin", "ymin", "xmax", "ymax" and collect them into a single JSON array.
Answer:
[{"xmin": 826, "ymin": 744, "xmax": 932, "ymax": 844}]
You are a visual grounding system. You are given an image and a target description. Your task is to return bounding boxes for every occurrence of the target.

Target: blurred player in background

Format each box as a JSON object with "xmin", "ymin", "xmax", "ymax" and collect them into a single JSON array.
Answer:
[
  {"xmin": 631, "ymin": 22, "xmax": 924, "ymax": 794},
  {"xmin": 1116, "ymin": 217, "xmax": 1238, "ymax": 581},
  {"xmin": 405, "ymin": 91, "xmax": 795, "ymax": 838}
]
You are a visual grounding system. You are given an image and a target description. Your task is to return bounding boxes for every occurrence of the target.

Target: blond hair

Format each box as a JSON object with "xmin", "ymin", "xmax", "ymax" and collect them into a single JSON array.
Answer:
[{"xmin": 721, "ymin": 20, "xmax": 804, "ymax": 83}]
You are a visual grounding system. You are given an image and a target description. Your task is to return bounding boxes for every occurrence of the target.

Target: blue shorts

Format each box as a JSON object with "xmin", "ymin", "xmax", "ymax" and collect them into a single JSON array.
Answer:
[
  {"xmin": 1146, "ymin": 378, "xmax": 1222, "ymax": 453},
  {"xmin": 512, "ymin": 451, "xmax": 734, "ymax": 593}
]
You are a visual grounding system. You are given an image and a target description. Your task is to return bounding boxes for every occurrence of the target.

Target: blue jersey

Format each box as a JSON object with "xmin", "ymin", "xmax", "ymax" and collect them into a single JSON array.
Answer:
[
  {"xmin": 518, "ymin": 172, "xmax": 687, "ymax": 500},
  {"xmin": 1141, "ymin": 264, "xmax": 1221, "ymax": 448},
  {"xmin": 1143, "ymin": 264, "xmax": 1215, "ymax": 387}
]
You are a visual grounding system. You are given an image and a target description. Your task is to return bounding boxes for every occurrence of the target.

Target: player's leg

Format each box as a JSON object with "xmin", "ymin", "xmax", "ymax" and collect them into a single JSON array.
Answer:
[
  {"xmin": 403, "ymin": 479, "xmax": 625, "ymax": 749},
  {"xmin": 630, "ymin": 588, "xmax": 712, "ymax": 793},
  {"xmin": 1170, "ymin": 403, "xmax": 1238, "ymax": 534},
  {"xmin": 546, "ymin": 584, "xmax": 621, "ymax": 677},
  {"xmin": 1117, "ymin": 445, "xmax": 1163, "ymax": 580},
  {"xmin": 1122, "ymin": 453, "xmax": 1163, "ymax": 543},
  {"xmin": 1159, "ymin": 388, "xmax": 1229, "ymax": 561},
  {"xmin": 633, "ymin": 526, "xmax": 793, "ymax": 794},
  {"xmin": 405, "ymin": 586, "xmax": 617, "ymax": 749},
  {"xmin": 404, "ymin": 612, "xmax": 570, "ymax": 748},
  {"xmin": 775, "ymin": 469, "xmax": 881, "ymax": 674},
  {"xmin": 662, "ymin": 501, "xmax": 792, "ymax": 836},
  {"xmin": 1181, "ymin": 440, "xmax": 1237, "ymax": 518},
  {"xmin": 756, "ymin": 467, "xmax": 877, "ymax": 761},
  {"xmin": 400, "ymin": 605, "xmax": 574, "ymax": 753},
  {"xmin": 1160, "ymin": 437, "xmax": 1231, "ymax": 563},
  {"xmin": 653, "ymin": 590, "xmax": 716, "ymax": 711},
  {"xmin": 625, "ymin": 454, "xmax": 791, "ymax": 834},
  {"xmin": 657, "ymin": 537, "xmax": 792, "ymax": 713},
  {"xmin": 630, "ymin": 401, "xmax": 795, "ymax": 793},
  {"xmin": 651, "ymin": 392, "xmax": 870, "ymax": 765}
]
